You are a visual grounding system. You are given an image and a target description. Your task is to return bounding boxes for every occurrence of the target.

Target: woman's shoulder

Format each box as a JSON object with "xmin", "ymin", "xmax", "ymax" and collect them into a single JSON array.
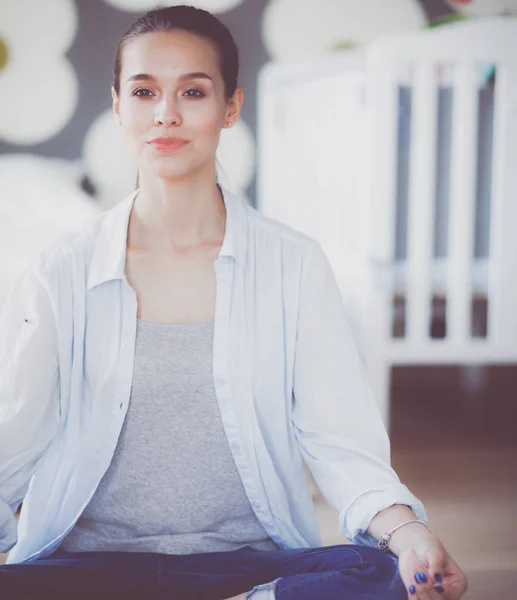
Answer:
[
  {"xmin": 242, "ymin": 196, "xmax": 318, "ymax": 254},
  {"xmin": 31, "ymin": 210, "xmax": 106, "ymax": 275},
  {"xmin": 22, "ymin": 192, "xmax": 133, "ymax": 288}
]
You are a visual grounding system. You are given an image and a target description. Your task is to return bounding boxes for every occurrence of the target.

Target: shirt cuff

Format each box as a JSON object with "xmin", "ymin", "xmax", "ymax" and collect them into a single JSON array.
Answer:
[{"xmin": 338, "ymin": 485, "xmax": 429, "ymax": 547}]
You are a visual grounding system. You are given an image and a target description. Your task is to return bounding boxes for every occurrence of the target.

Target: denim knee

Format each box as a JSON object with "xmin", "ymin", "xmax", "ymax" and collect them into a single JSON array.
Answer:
[{"xmin": 245, "ymin": 577, "xmax": 281, "ymax": 599}]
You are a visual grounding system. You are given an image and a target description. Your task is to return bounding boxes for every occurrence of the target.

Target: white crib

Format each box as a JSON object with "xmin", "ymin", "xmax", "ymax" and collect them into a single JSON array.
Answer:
[{"xmin": 257, "ymin": 16, "xmax": 517, "ymax": 433}]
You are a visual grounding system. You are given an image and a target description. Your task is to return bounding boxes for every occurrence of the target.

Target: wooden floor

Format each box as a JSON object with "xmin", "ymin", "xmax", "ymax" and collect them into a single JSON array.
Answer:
[{"xmin": 315, "ymin": 364, "xmax": 517, "ymax": 600}]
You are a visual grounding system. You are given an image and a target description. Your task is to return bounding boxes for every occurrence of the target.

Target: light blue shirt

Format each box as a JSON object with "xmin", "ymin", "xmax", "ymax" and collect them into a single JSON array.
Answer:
[{"xmin": 0, "ymin": 186, "xmax": 427, "ymax": 564}]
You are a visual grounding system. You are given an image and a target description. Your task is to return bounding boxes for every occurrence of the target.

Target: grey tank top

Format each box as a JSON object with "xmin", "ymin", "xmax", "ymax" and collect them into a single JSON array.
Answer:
[{"xmin": 59, "ymin": 318, "xmax": 278, "ymax": 555}]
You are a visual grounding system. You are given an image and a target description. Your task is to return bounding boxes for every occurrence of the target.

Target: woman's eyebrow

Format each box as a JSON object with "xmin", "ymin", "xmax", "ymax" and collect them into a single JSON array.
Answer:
[{"xmin": 126, "ymin": 72, "xmax": 214, "ymax": 84}]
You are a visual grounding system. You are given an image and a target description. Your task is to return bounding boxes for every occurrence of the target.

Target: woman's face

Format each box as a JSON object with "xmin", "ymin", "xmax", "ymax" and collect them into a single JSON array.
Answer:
[{"xmin": 112, "ymin": 30, "xmax": 242, "ymax": 181}]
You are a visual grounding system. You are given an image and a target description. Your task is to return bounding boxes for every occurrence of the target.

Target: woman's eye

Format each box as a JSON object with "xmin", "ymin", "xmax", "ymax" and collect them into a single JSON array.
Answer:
[
  {"xmin": 184, "ymin": 88, "xmax": 205, "ymax": 98},
  {"xmin": 132, "ymin": 88, "xmax": 154, "ymax": 97}
]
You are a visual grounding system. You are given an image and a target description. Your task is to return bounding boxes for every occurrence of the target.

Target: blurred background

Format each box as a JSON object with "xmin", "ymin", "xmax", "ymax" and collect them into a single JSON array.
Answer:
[{"xmin": 1, "ymin": 1, "xmax": 516, "ymax": 598}]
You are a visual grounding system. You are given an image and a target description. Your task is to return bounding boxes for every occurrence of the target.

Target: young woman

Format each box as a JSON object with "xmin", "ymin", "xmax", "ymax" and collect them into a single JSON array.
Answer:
[{"xmin": 0, "ymin": 5, "xmax": 468, "ymax": 600}]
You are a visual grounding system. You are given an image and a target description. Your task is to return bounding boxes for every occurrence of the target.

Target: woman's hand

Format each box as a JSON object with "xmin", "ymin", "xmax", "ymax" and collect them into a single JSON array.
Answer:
[{"xmin": 397, "ymin": 534, "xmax": 468, "ymax": 599}]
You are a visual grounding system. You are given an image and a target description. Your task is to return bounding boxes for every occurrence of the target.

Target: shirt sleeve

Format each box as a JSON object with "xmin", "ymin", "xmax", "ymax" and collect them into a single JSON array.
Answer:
[
  {"xmin": 0, "ymin": 256, "xmax": 61, "ymax": 554},
  {"xmin": 291, "ymin": 239, "xmax": 428, "ymax": 546}
]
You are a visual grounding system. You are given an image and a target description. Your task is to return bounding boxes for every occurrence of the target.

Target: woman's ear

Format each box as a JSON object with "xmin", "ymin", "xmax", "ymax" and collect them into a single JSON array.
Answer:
[
  {"xmin": 224, "ymin": 87, "xmax": 244, "ymax": 128},
  {"xmin": 112, "ymin": 86, "xmax": 121, "ymax": 125}
]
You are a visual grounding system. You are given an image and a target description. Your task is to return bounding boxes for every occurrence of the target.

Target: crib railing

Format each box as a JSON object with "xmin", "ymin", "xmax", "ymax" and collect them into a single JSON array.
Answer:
[
  {"xmin": 257, "ymin": 17, "xmax": 517, "ymax": 430},
  {"xmin": 365, "ymin": 17, "xmax": 517, "ymax": 359}
]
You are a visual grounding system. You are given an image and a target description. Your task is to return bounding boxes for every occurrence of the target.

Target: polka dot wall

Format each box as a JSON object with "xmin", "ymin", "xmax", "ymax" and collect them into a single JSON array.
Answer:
[{"xmin": 0, "ymin": 0, "xmax": 513, "ymax": 206}]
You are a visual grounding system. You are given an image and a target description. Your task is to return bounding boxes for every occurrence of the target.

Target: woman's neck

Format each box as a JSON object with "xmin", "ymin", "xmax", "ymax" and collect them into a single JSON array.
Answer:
[{"xmin": 129, "ymin": 174, "xmax": 226, "ymax": 253}]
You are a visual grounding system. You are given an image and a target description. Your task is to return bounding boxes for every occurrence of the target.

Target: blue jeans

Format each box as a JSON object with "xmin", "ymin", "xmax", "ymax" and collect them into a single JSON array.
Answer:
[{"xmin": 0, "ymin": 543, "xmax": 407, "ymax": 599}]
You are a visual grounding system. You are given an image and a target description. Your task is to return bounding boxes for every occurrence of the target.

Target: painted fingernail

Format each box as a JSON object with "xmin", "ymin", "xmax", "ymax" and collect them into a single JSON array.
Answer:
[
  {"xmin": 414, "ymin": 572, "xmax": 428, "ymax": 583},
  {"xmin": 409, "ymin": 584, "xmax": 416, "ymax": 594},
  {"xmin": 434, "ymin": 573, "xmax": 443, "ymax": 583},
  {"xmin": 434, "ymin": 584, "xmax": 444, "ymax": 594}
]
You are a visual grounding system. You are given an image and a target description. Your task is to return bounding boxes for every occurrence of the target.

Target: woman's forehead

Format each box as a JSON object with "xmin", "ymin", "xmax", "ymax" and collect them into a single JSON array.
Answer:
[{"xmin": 121, "ymin": 30, "xmax": 220, "ymax": 78}]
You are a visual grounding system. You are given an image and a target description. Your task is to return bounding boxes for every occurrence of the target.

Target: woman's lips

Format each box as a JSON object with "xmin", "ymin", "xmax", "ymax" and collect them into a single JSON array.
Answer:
[{"xmin": 148, "ymin": 138, "xmax": 189, "ymax": 152}]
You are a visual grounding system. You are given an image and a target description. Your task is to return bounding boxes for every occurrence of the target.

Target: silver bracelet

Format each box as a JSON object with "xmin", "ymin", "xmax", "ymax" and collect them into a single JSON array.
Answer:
[{"xmin": 377, "ymin": 519, "xmax": 431, "ymax": 552}]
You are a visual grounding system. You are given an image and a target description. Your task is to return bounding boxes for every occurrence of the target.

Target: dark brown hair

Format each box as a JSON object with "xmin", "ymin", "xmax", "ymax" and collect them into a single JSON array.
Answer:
[{"xmin": 113, "ymin": 4, "xmax": 240, "ymax": 100}]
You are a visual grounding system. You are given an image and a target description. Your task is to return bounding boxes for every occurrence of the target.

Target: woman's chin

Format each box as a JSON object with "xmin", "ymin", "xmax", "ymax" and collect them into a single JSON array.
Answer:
[
  {"xmin": 143, "ymin": 159, "xmax": 213, "ymax": 183},
  {"xmin": 145, "ymin": 164, "xmax": 193, "ymax": 181},
  {"xmin": 138, "ymin": 153, "xmax": 214, "ymax": 182}
]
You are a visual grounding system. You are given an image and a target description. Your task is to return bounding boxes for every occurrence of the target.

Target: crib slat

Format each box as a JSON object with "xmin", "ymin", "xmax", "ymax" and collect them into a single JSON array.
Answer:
[
  {"xmin": 447, "ymin": 64, "xmax": 479, "ymax": 343},
  {"xmin": 366, "ymin": 57, "xmax": 399, "ymax": 266},
  {"xmin": 365, "ymin": 55, "xmax": 400, "ymax": 343},
  {"xmin": 488, "ymin": 66, "xmax": 517, "ymax": 347},
  {"xmin": 406, "ymin": 63, "xmax": 439, "ymax": 342}
]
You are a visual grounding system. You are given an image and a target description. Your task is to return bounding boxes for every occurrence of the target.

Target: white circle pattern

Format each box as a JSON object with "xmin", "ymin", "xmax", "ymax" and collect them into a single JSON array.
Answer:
[
  {"xmin": 0, "ymin": 154, "xmax": 100, "ymax": 311},
  {"xmin": 103, "ymin": 0, "xmax": 247, "ymax": 14},
  {"xmin": 216, "ymin": 119, "xmax": 255, "ymax": 194},
  {"xmin": 0, "ymin": 0, "xmax": 78, "ymax": 144},
  {"xmin": 262, "ymin": 0, "xmax": 426, "ymax": 62},
  {"xmin": 83, "ymin": 109, "xmax": 137, "ymax": 209}
]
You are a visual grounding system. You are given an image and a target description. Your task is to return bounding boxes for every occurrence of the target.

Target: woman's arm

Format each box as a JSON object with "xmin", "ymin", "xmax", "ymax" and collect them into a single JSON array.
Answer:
[
  {"xmin": 291, "ymin": 239, "xmax": 427, "ymax": 545},
  {"xmin": 291, "ymin": 240, "xmax": 468, "ymax": 598},
  {"xmin": 0, "ymin": 256, "xmax": 61, "ymax": 554}
]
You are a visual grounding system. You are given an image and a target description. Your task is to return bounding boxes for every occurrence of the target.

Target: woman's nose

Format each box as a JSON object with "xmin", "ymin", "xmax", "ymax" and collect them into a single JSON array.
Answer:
[{"xmin": 154, "ymin": 99, "xmax": 182, "ymax": 127}]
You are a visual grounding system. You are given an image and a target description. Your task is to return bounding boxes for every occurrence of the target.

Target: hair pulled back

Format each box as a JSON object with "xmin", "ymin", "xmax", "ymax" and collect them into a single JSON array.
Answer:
[{"xmin": 113, "ymin": 4, "xmax": 239, "ymax": 100}]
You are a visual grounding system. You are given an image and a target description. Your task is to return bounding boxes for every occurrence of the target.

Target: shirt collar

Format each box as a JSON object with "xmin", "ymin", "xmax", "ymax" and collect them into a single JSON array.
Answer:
[{"xmin": 87, "ymin": 185, "xmax": 248, "ymax": 291}]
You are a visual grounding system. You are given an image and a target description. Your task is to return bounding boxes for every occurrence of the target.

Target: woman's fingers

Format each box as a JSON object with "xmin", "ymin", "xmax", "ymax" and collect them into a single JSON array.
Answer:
[
  {"xmin": 419, "ymin": 546, "xmax": 447, "ymax": 597},
  {"xmin": 402, "ymin": 548, "xmax": 446, "ymax": 599},
  {"xmin": 396, "ymin": 536, "xmax": 467, "ymax": 599},
  {"xmin": 409, "ymin": 569, "xmax": 444, "ymax": 599}
]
